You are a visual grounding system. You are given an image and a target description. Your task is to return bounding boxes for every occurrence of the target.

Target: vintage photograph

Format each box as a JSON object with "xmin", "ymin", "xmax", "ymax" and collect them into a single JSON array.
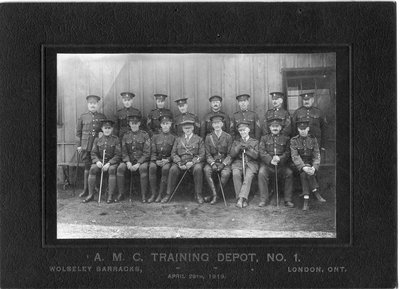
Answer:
[{"xmin": 56, "ymin": 52, "xmax": 336, "ymax": 239}]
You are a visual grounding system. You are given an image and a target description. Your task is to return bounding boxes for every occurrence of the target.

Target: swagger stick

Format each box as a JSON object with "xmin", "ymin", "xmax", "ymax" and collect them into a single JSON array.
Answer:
[
  {"xmin": 73, "ymin": 150, "xmax": 80, "ymax": 196},
  {"xmin": 168, "ymin": 169, "xmax": 189, "ymax": 203},
  {"xmin": 98, "ymin": 149, "xmax": 106, "ymax": 203},
  {"xmin": 242, "ymin": 149, "xmax": 246, "ymax": 177},
  {"xmin": 274, "ymin": 148, "xmax": 279, "ymax": 207},
  {"xmin": 129, "ymin": 170, "xmax": 133, "ymax": 203},
  {"xmin": 217, "ymin": 173, "xmax": 227, "ymax": 207}
]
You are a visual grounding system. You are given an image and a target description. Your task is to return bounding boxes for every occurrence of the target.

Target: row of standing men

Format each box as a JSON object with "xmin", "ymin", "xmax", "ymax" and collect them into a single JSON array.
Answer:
[{"xmin": 76, "ymin": 92, "xmax": 328, "ymax": 210}]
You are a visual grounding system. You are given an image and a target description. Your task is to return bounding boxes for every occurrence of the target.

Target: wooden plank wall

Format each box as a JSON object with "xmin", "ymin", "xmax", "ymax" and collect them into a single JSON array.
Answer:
[{"xmin": 57, "ymin": 53, "xmax": 336, "ymax": 183}]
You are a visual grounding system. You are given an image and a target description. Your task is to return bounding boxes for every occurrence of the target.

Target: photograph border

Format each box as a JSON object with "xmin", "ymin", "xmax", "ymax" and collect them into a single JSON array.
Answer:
[{"xmin": 43, "ymin": 44, "xmax": 351, "ymax": 248}]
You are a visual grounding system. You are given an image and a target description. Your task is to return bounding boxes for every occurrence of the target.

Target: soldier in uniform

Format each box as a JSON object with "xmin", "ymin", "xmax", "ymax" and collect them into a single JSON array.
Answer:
[
  {"xmin": 203, "ymin": 114, "xmax": 233, "ymax": 204},
  {"xmin": 148, "ymin": 115, "xmax": 176, "ymax": 203},
  {"xmin": 230, "ymin": 121, "xmax": 260, "ymax": 208},
  {"xmin": 162, "ymin": 119, "xmax": 205, "ymax": 204},
  {"xmin": 114, "ymin": 92, "xmax": 144, "ymax": 139},
  {"xmin": 84, "ymin": 119, "xmax": 121, "ymax": 203},
  {"xmin": 147, "ymin": 94, "xmax": 174, "ymax": 137},
  {"xmin": 258, "ymin": 118, "xmax": 294, "ymax": 207},
  {"xmin": 262, "ymin": 92, "xmax": 292, "ymax": 136},
  {"xmin": 116, "ymin": 113, "xmax": 151, "ymax": 203},
  {"xmin": 76, "ymin": 95, "xmax": 107, "ymax": 199},
  {"xmin": 290, "ymin": 119, "xmax": 325, "ymax": 211},
  {"xmin": 173, "ymin": 98, "xmax": 200, "ymax": 136},
  {"xmin": 292, "ymin": 92, "xmax": 328, "ymax": 150},
  {"xmin": 231, "ymin": 94, "xmax": 261, "ymax": 140},
  {"xmin": 200, "ymin": 95, "xmax": 231, "ymax": 139}
]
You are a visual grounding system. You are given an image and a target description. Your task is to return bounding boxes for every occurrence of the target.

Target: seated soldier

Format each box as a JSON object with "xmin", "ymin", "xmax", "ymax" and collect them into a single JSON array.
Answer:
[
  {"xmin": 162, "ymin": 119, "xmax": 205, "ymax": 204},
  {"xmin": 203, "ymin": 114, "xmax": 233, "ymax": 204},
  {"xmin": 230, "ymin": 121, "xmax": 260, "ymax": 208},
  {"xmin": 116, "ymin": 113, "xmax": 151, "ymax": 203},
  {"xmin": 84, "ymin": 119, "xmax": 121, "ymax": 203},
  {"xmin": 148, "ymin": 115, "xmax": 176, "ymax": 203},
  {"xmin": 290, "ymin": 119, "xmax": 325, "ymax": 211},
  {"xmin": 258, "ymin": 118, "xmax": 294, "ymax": 207}
]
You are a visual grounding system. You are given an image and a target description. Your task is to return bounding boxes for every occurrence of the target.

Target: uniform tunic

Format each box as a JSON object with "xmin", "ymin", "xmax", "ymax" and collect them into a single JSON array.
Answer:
[
  {"xmin": 76, "ymin": 111, "xmax": 107, "ymax": 168},
  {"xmin": 230, "ymin": 137, "xmax": 259, "ymax": 199},
  {"xmin": 290, "ymin": 134, "xmax": 321, "ymax": 194},
  {"xmin": 262, "ymin": 108, "xmax": 291, "ymax": 136},
  {"xmin": 88, "ymin": 135, "xmax": 121, "ymax": 198},
  {"xmin": 258, "ymin": 133, "xmax": 293, "ymax": 202},
  {"xmin": 292, "ymin": 106, "xmax": 328, "ymax": 148},
  {"xmin": 204, "ymin": 131, "xmax": 233, "ymax": 187},
  {"xmin": 117, "ymin": 130, "xmax": 151, "ymax": 199},
  {"xmin": 174, "ymin": 112, "xmax": 200, "ymax": 136},
  {"xmin": 91, "ymin": 135, "xmax": 122, "ymax": 166},
  {"xmin": 167, "ymin": 134, "xmax": 205, "ymax": 199},
  {"xmin": 200, "ymin": 110, "xmax": 231, "ymax": 139},
  {"xmin": 231, "ymin": 110, "xmax": 261, "ymax": 140},
  {"xmin": 114, "ymin": 107, "xmax": 144, "ymax": 138},
  {"xmin": 147, "ymin": 108, "xmax": 174, "ymax": 136}
]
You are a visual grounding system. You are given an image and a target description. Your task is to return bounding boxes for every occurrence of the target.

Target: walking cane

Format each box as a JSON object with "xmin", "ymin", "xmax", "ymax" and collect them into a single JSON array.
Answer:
[
  {"xmin": 217, "ymin": 173, "xmax": 227, "ymax": 207},
  {"xmin": 242, "ymin": 149, "xmax": 246, "ymax": 177},
  {"xmin": 73, "ymin": 150, "xmax": 80, "ymax": 196},
  {"xmin": 98, "ymin": 149, "xmax": 106, "ymax": 203},
  {"xmin": 274, "ymin": 148, "xmax": 279, "ymax": 207},
  {"xmin": 168, "ymin": 168, "xmax": 189, "ymax": 203},
  {"xmin": 129, "ymin": 170, "xmax": 133, "ymax": 203}
]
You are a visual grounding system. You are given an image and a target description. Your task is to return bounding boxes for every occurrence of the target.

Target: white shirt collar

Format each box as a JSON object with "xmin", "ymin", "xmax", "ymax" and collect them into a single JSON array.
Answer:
[
  {"xmin": 214, "ymin": 130, "xmax": 222, "ymax": 138},
  {"xmin": 242, "ymin": 136, "xmax": 249, "ymax": 142},
  {"xmin": 185, "ymin": 133, "xmax": 193, "ymax": 140}
]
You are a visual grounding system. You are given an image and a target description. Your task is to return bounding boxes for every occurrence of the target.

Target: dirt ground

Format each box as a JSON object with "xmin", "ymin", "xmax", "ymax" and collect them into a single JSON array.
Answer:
[{"xmin": 57, "ymin": 169, "xmax": 336, "ymax": 239}]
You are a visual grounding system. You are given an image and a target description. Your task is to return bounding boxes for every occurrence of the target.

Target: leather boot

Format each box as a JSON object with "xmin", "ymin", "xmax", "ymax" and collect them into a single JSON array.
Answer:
[
  {"xmin": 206, "ymin": 176, "xmax": 218, "ymax": 204},
  {"xmin": 107, "ymin": 176, "xmax": 116, "ymax": 204},
  {"xmin": 83, "ymin": 174, "xmax": 96, "ymax": 203},
  {"xmin": 161, "ymin": 193, "xmax": 170, "ymax": 203},
  {"xmin": 155, "ymin": 182, "xmax": 166, "ymax": 203},
  {"xmin": 302, "ymin": 197, "xmax": 309, "ymax": 211},
  {"xmin": 147, "ymin": 193, "xmax": 156, "ymax": 203},
  {"xmin": 313, "ymin": 190, "xmax": 326, "ymax": 202},
  {"xmin": 79, "ymin": 170, "xmax": 89, "ymax": 197},
  {"xmin": 115, "ymin": 175, "xmax": 125, "ymax": 202},
  {"xmin": 197, "ymin": 194, "xmax": 204, "ymax": 204}
]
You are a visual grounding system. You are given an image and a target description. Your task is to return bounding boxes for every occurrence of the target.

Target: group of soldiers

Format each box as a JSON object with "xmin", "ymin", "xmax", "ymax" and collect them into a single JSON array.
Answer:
[{"xmin": 75, "ymin": 90, "xmax": 328, "ymax": 210}]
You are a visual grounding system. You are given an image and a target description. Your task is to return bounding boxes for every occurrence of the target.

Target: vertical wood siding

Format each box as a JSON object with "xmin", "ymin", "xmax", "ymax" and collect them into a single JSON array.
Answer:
[{"xmin": 57, "ymin": 53, "xmax": 336, "ymax": 182}]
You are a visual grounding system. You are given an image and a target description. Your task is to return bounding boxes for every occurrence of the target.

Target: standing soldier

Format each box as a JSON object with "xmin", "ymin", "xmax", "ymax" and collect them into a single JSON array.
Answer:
[
  {"xmin": 162, "ymin": 119, "xmax": 205, "ymax": 204},
  {"xmin": 258, "ymin": 118, "xmax": 294, "ymax": 207},
  {"xmin": 231, "ymin": 94, "xmax": 261, "ymax": 140},
  {"xmin": 76, "ymin": 95, "xmax": 107, "ymax": 199},
  {"xmin": 147, "ymin": 93, "xmax": 174, "ymax": 137},
  {"xmin": 230, "ymin": 121, "xmax": 260, "ymax": 208},
  {"xmin": 263, "ymin": 92, "xmax": 292, "ymax": 137},
  {"xmin": 173, "ymin": 98, "xmax": 200, "ymax": 136},
  {"xmin": 116, "ymin": 113, "xmax": 151, "ymax": 203},
  {"xmin": 84, "ymin": 119, "xmax": 121, "ymax": 203},
  {"xmin": 290, "ymin": 119, "xmax": 325, "ymax": 211},
  {"xmin": 292, "ymin": 92, "xmax": 328, "ymax": 150},
  {"xmin": 203, "ymin": 114, "xmax": 233, "ymax": 204},
  {"xmin": 114, "ymin": 92, "xmax": 144, "ymax": 139},
  {"xmin": 200, "ymin": 95, "xmax": 231, "ymax": 139},
  {"xmin": 148, "ymin": 115, "xmax": 176, "ymax": 203}
]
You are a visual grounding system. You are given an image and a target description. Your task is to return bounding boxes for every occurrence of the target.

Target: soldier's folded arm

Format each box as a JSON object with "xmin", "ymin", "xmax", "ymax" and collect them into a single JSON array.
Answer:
[
  {"xmin": 279, "ymin": 138, "xmax": 291, "ymax": 164},
  {"xmin": 290, "ymin": 140, "xmax": 305, "ymax": 171},
  {"xmin": 109, "ymin": 140, "xmax": 122, "ymax": 165},
  {"xmin": 230, "ymin": 141, "xmax": 241, "ymax": 158},
  {"xmin": 171, "ymin": 140, "xmax": 181, "ymax": 164},
  {"xmin": 245, "ymin": 142, "xmax": 259, "ymax": 159}
]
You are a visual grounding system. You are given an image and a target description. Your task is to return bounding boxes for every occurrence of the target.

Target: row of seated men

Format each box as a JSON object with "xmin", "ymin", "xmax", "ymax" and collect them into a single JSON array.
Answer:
[{"xmin": 76, "ymin": 92, "xmax": 325, "ymax": 210}]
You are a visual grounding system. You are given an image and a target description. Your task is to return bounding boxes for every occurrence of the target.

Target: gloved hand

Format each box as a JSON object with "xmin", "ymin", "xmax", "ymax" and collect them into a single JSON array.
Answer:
[{"xmin": 217, "ymin": 163, "xmax": 225, "ymax": 172}]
